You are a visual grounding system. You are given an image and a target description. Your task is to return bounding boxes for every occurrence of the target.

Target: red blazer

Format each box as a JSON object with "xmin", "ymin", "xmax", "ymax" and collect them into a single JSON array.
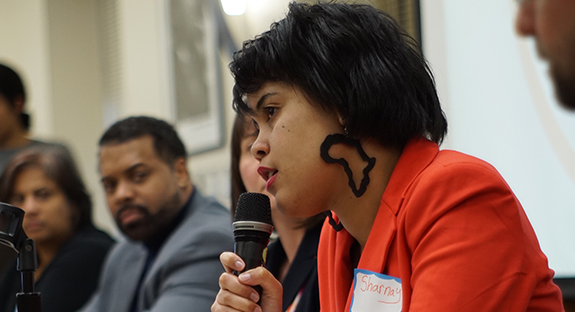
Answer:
[{"xmin": 318, "ymin": 137, "xmax": 563, "ymax": 311}]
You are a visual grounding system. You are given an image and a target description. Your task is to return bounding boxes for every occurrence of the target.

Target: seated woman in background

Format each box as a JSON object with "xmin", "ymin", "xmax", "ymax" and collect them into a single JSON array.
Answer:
[
  {"xmin": 231, "ymin": 115, "xmax": 325, "ymax": 312},
  {"xmin": 0, "ymin": 146, "xmax": 115, "ymax": 312}
]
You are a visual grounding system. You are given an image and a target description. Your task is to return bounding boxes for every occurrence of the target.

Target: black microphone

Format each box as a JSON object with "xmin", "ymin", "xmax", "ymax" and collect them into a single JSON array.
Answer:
[{"xmin": 232, "ymin": 192, "xmax": 273, "ymax": 298}]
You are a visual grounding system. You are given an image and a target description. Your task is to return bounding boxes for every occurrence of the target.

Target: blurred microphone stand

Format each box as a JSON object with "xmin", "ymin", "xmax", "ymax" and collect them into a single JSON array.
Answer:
[
  {"xmin": 0, "ymin": 202, "xmax": 41, "ymax": 312},
  {"xmin": 17, "ymin": 238, "xmax": 41, "ymax": 312}
]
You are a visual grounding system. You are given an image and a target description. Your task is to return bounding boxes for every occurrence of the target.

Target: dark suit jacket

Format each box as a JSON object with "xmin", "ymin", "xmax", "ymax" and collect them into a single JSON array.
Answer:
[{"xmin": 0, "ymin": 226, "xmax": 114, "ymax": 312}]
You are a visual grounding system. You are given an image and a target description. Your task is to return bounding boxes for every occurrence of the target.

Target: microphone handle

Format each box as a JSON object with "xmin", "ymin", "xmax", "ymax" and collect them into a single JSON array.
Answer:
[{"xmin": 233, "ymin": 240, "xmax": 269, "ymax": 300}]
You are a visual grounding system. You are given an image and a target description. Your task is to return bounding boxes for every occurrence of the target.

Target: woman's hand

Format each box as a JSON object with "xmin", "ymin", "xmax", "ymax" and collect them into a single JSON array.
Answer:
[{"xmin": 212, "ymin": 252, "xmax": 283, "ymax": 312}]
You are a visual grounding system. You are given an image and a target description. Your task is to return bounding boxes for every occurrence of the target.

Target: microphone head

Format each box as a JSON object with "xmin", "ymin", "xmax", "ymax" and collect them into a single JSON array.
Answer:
[{"xmin": 233, "ymin": 192, "xmax": 272, "ymax": 225}]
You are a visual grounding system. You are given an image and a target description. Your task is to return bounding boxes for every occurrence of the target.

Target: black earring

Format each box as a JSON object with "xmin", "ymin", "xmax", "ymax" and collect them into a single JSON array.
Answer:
[{"xmin": 320, "ymin": 133, "xmax": 376, "ymax": 198}]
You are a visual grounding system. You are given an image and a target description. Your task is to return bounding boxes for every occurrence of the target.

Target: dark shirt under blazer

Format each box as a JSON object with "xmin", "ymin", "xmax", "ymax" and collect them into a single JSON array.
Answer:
[{"xmin": 266, "ymin": 221, "xmax": 323, "ymax": 312}]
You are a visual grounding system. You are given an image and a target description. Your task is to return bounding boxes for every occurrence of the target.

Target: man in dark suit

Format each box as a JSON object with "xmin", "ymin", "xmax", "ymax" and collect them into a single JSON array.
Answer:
[
  {"xmin": 81, "ymin": 116, "xmax": 233, "ymax": 312},
  {"xmin": 515, "ymin": 0, "xmax": 575, "ymax": 110}
]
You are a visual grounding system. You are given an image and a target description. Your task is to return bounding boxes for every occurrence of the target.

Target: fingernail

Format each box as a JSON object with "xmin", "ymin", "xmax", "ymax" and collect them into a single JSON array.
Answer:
[
  {"xmin": 254, "ymin": 306, "xmax": 262, "ymax": 312},
  {"xmin": 250, "ymin": 292, "xmax": 259, "ymax": 302},
  {"xmin": 239, "ymin": 273, "xmax": 251, "ymax": 282},
  {"xmin": 235, "ymin": 261, "xmax": 244, "ymax": 270}
]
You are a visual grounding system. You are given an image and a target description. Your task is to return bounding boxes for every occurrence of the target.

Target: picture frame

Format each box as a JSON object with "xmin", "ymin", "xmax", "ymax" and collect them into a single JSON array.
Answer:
[{"xmin": 166, "ymin": 0, "xmax": 233, "ymax": 155}]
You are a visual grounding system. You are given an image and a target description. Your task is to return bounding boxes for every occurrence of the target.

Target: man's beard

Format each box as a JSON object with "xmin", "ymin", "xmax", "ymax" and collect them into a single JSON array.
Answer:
[
  {"xmin": 550, "ymin": 66, "xmax": 575, "ymax": 110},
  {"xmin": 114, "ymin": 191, "xmax": 182, "ymax": 242}
]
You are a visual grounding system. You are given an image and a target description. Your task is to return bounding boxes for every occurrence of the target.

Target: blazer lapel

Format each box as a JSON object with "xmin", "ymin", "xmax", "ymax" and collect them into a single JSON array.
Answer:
[
  {"xmin": 361, "ymin": 137, "xmax": 439, "ymax": 273},
  {"xmin": 357, "ymin": 201, "xmax": 397, "ymax": 273},
  {"xmin": 345, "ymin": 137, "xmax": 439, "ymax": 310},
  {"xmin": 113, "ymin": 245, "xmax": 147, "ymax": 312}
]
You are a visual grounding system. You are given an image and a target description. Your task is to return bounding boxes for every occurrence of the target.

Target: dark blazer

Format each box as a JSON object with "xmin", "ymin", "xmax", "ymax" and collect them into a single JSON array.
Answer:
[
  {"xmin": 266, "ymin": 221, "xmax": 323, "ymax": 312},
  {"xmin": 80, "ymin": 190, "xmax": 234, "ymax": 312},
  {"xmin": 0, "ymin": 226, "xmax": 114, "ymax": 312}
]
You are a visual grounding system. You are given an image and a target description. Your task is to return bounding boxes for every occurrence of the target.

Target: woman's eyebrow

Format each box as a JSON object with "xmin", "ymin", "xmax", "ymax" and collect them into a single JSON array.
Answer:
[{"xmin": 255, "ymin": 92, "xmax": 279, "ymax": 111}]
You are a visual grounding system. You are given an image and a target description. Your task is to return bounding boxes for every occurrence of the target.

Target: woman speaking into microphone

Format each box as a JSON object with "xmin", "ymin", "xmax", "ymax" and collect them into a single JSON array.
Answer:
[{"xmin": 212, "ymin": 2, "xmax": 563, "ymax": 312}]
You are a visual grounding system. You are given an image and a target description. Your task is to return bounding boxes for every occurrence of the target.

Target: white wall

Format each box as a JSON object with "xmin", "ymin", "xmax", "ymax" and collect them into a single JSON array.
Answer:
[
  {"xmin": 0, "ymin": 0, "xmax": 292, "ymax": 237},
  {"xmin": 0, "ymin": 0, "xmax": 116, "ymax": 236},
  {"xmin": 0, "ymin": 0, "xmax": 53, "ymax": 136},
  {"xmin": 422, "ymin": 1, "xmax": 575, "ymax": 277}
]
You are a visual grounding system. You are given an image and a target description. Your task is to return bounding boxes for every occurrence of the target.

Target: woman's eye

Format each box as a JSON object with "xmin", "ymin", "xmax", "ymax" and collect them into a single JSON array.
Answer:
[
  {"xmin": 252, "ymin": 119, "xmax": 260, "ymax": 131},
  {"xmin": 266, "ymin": 107, "xmax": 277, "ymax": 119},
  {"xmin": 10, "ymin": 195, "xmax": 24, "ymax": 206},
  {"xmin": 36, "ymin": 190, "xmax": 51, "ymax": 200}
]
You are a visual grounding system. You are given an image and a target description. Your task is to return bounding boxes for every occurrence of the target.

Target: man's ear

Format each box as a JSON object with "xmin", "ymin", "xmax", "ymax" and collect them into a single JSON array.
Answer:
[{"xmin": 173, "ymin": 157, "xmax": 190, "ymax": 188}]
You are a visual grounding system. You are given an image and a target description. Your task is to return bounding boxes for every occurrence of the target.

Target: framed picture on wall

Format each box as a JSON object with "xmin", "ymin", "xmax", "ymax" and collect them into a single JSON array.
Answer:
[{"xmin": 166, "ymin": 0, "xmax": 227, "ymax": 155}]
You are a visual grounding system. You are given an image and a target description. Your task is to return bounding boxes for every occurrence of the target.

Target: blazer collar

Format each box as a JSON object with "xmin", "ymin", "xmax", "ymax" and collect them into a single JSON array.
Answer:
[
  {"xmin": 381, "ymin": 137, "xmax": 439, "ymax": 215},
  {"xmin": 360, "ymin": 137, "xmax": 438, "ymax": 270}
]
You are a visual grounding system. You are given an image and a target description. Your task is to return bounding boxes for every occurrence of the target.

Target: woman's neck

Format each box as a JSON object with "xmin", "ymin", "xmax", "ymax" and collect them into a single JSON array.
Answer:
[
  {"xmin": 0, "ymin": 131, "xmax": 29, "ymax": 149},
  {"xmin": 330, "ymin": 140, "xmax": 401, "ymax": 251},
  {"xmin": 34, "ymin": 240, "xmax": 64, "ymax": 281},
  {"xmin": 273, "ymin": 219, "xmax": 306, "ymax": 282}
]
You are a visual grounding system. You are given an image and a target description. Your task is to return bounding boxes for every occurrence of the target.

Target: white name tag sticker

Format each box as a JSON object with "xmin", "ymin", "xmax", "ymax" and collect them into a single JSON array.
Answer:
[{"xmin": 350, "ymin": 269, "xmax": 402, "ymax": 312}]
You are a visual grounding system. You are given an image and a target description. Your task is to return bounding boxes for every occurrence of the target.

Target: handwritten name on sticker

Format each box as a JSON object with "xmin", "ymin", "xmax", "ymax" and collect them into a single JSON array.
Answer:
[{"xmin": 350, "ymin": 269, "xmax": 402, "ymax": 312}]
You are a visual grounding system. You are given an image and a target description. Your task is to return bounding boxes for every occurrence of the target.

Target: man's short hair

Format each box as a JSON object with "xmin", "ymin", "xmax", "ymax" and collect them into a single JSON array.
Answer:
[
  {"xmin": 230, "ymin": 2, "xmax": 447, "ymax": 149},
  {"xmin": 99, "ymin": 116, "xmax": 187, "ymax": 165}
]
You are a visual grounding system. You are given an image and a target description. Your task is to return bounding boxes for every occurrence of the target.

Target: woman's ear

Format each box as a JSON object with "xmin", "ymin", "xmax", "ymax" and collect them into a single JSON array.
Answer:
[
  {"xmin": 338, "ymin": 114, "xmax": 346, "ymax": 128},
  {"xmin": 11, "ymin": 95, "xmax": 25, "ymax": 114}
]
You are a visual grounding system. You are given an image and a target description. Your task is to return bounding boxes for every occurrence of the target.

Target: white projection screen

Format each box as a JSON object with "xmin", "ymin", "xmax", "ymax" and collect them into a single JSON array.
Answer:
[{"xmin": 421, "ymin": 0, "xmax": 575, "ymax": 280}]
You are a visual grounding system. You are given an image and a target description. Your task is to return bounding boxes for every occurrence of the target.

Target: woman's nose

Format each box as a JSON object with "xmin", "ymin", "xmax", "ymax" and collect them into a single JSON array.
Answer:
[
  {"xmin": 251, "ymin": 131, "xmax": 269, "ymax": 161},
  {"xmin": 20, "ymin": 197, "xmax": 40, "ymax": 215}
]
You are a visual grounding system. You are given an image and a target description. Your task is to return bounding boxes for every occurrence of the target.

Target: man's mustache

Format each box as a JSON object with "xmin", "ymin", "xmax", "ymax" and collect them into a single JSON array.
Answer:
[{"xmin": 115, "ymin": 204, "xmax": 148, "ymax": 219}]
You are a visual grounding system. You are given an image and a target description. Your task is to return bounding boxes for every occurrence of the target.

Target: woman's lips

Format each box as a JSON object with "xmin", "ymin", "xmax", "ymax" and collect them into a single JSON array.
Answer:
[
  {"xmin": 257, "ymin": 166, "xmax": 277, "ymax": 182},
  {"xmin": 257, "ymin": 166, "xmax": 278, "ymax": 190},
  {"xmin": 24, "ymin": 220, "xmax": 43, "ymax": 232},
  {"xmin": 266, "ymin": 174, "xmax": 277, "ymax": 191}
]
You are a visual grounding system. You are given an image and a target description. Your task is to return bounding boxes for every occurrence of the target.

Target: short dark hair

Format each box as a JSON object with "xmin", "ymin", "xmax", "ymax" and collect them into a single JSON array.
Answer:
[
  {"xmin": 99, "ymin": 116, "xmax": 187, "ymax": 165},
  {"xmin": 0, "ymin": 63, "xmax": 29, "ymax": 129},
  {"xmin": 230, "ymin": 2, "xmax": 447, "ymax": 149},
  {"xmin": 0, "ymin": 145, "xmax": 93, "ymax": 232},
  {"xmin": 0, "ymin": 63, "xmax": 26, "ymax": 106}
]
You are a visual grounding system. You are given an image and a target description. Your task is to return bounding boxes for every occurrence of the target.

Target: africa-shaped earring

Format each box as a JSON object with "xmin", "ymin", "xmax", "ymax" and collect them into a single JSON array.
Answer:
[{"xmin": 320, "ymin": 129, "xmax": 376, "ymax": 198}]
